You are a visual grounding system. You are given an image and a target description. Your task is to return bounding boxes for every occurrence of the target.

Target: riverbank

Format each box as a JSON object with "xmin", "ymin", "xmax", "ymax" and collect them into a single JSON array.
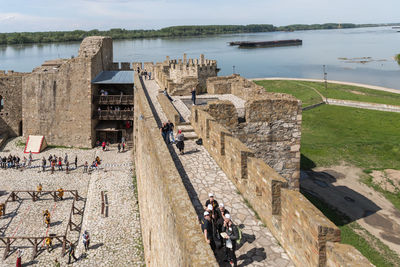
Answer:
[{"xmin": 253, "ymin": 78, "xmax": 400, "ymax": 94}]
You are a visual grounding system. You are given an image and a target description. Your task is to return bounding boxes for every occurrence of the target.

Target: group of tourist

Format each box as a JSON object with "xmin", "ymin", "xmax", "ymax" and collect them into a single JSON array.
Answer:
[
  {"xmin": 0, "ymin": 154, "xmax": 21, "ymax": 169},
  {"xmin": 160, "ymin": 120, "xmax": 185, "ymax": 154},
  {"xmin": 201, "ymin": 193, "xmax": 240, "ymax": 267},
  {"xmin": 137, "ymin": 66, "xmax": 151, "ymax": 80},
  {"xmin": 42, "ymin": 153, "xmax": 78, "ymax": 174}
]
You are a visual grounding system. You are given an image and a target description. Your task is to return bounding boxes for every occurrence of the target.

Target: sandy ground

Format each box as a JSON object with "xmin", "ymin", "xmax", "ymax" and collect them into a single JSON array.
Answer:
[
  {"xmin": 301, "ymin": 164, "xmax": 400, "ymax": 255},
  {"xmin": 252, "ymin": 78, "xmax": 400, "ymax": 94}
]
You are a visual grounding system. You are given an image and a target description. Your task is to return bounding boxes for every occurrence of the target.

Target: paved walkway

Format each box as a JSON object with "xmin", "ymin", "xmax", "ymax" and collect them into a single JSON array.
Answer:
[{"xmin": 144, "ymin": 79, "xmax": 294, "ymax": 267}]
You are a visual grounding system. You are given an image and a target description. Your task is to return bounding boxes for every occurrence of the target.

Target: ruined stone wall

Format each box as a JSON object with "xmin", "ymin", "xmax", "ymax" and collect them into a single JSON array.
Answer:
[
  {"xmin": 154, "ymin": 54, "xmax": 219, "ymax": 95},
  {"xmin": 134, "ymin": 74, "xmax": 218, "ymax": 267},
  {"xmin": 23, "ymin": 36, "xmax": 113, "ymax": 148},
  {"xmin": 191, "ymin": 106, "xmax": 373, "ymax": 267},
  {"xmin": 206, "ymin": 74, "xmax": 266, "ymax": 100},
  {"xmin": 205, "ymin": 76, "xmax": 302, "ymax": 188},
  {"xmin": 0, "ymin": 71, "xmax": 25, "ymax": 137}
]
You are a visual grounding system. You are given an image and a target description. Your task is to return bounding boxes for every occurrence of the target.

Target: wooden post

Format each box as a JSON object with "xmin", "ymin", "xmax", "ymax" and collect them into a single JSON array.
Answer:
[
  {"xmin": 3, "ymin": 238, "xmax": 10, "ymax": 260},
  {"xmin": 32, "ymin": 238, "xmax": 37, "ymax": 260},
  {"xmin": 101, "ymin": 191, "xmax": 105, "ymax": 215},
  {"xmin": 62, "ymin": 236, "xmax": 66, "ymax": 256}
]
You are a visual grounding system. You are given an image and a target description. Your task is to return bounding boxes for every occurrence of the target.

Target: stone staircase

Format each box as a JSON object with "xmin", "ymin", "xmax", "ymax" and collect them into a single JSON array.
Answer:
[{"xmin": 176, "ymin": 122, "xmax": 198, "ymax": 140}]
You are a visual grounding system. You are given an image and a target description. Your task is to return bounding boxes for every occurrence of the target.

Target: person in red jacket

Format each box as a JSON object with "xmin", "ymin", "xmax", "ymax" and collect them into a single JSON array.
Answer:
[{"xmin": 16, "ymin": 249, "xmax": 23, "ymax": 267}]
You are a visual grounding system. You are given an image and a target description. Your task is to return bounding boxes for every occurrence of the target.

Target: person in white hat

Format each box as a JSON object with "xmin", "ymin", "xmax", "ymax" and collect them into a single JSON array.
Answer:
[
  {"xmin": 205, "ymin": 193, "xmax": 219, "ymax": 212},
  {"xmin": 216, "ymin": 203, "xmax": 230, "ymax": 232},
  {"xmin": 222, "ymin": 213, "xmax": 239, "ymax": 266},
  {"xmin": 201, "ymin": 210, "xmax": 216, "ymax": 251}
]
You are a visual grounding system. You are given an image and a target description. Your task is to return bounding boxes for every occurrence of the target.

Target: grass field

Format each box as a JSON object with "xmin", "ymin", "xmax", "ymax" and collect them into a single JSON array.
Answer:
[
  {"xmin": 255, "ymin": 80, "xmax": 400, "ymax": 106},
  {"xmin": 301, "ymin": 105, "xmax": 400, "ymax": 170}
]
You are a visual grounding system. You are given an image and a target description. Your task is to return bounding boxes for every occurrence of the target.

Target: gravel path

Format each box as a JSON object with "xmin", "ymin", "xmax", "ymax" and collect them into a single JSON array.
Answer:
[{"xmin": 0, "ymin": 138, "xmax": 144, "ymax": 266}]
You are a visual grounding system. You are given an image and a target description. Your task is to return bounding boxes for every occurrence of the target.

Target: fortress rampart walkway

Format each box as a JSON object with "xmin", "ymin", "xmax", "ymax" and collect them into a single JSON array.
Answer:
[{"xmin": 142, "ymin": 79, "xmax": 294, "ymax": 266}]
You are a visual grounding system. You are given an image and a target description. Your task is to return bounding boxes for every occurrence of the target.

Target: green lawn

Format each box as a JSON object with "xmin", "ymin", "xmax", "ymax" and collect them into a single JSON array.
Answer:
[
  {"xmin": 255, "ymin": 80, "xmax": 400, "ymax": 106},
  {"xmin": 255, "ymin": 80, "xmax": 323, "ymax": 107},
  {"xmin": 301, "ymin": 105, "xmax": 400, "ymax": 170}
]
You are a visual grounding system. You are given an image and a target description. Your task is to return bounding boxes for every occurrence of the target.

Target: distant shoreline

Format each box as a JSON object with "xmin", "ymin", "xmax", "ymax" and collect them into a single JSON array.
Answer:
[
  {"xmin": 1, "ymin": 23, "xmax": 399, "ymax": 46},
  {"xmin": 252, "ymin": 78, "xmax": 400, "ymax": 94}
]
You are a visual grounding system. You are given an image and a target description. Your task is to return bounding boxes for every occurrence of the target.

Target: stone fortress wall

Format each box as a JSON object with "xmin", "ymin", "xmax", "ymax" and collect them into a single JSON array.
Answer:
[
  {"xmin": 0, "ymin": 71, "xmax": 26, "ymax": 138},
  {"xmin": 133, "ymin": 73, "xmax": 218, "ymax": 267},
  {"xmin": 151, "ymin": 54, "xmax": 219, "ymax": 95},
  {"xmin": 22, "ymin": 37, "xmax": 114, "ymax": 148},
  {"xmin": 188, "ymin": 74, "xmax": 373, "ymax": 266}
]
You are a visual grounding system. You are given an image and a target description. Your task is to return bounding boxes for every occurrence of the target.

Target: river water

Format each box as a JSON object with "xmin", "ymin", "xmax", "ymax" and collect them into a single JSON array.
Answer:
[{"xmin": 1, "ymin": 26, "xmax": 399, "ymax": 89}]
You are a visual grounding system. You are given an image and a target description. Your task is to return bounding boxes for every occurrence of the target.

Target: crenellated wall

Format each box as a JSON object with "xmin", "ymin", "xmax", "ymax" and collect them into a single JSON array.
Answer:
[
  {"xmin": 191, "ymin": 105, "xmax": 373, "ymax": 267},
  {"xmin": 154, "ymin": 54, "xmax": 219, "ymax": 95},
  {"xmin": 134, "ymin": 74, "xmax": 218, "ymax": 267}
]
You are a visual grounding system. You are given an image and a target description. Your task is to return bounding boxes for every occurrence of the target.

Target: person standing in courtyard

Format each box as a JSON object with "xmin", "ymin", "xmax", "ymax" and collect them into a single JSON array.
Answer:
[
  {"xmin": 66, "ymin": 161, "xmax": 69, "ymax": 174},
  {"xmin": 82, "ymin": 230, "xmax": 90, "ymax": 251},
  {"xmin": 58, "ymin": 157, "xmax": 63, "ymax": 171},
  {"xmin": 74, "ymin": 155, "xmax": 78, "ymax": 169},
  {"xmin": 176, "ymin": 130, "xmax": 185, "ymax": 155},
  {"xmin": 191, "ymin": 86, "xmax": 196, "ymax": 105},
  {"xmin": 42, "ymin": 157, "xmax": 46, "ymax": 172},
  {"xmin": 67, "ymin": 242, "xmax": 78, "ymax": 264},
  {"xmin": 83, "ymin": 161, "xmax": 88, "ymax": 173},
  {"xmin": 117, "ymin": 143, "xmax": 121, "ymax": 153},
  {"xmin": 16, "ymin": 249, "xmax": 23, "ymax": 267}
]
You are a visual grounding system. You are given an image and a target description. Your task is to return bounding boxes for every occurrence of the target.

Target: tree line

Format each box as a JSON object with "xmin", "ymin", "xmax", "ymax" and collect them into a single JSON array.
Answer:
[{"xmin": 0, "ymin": 23, "xmax": 398, "ymax": 45}]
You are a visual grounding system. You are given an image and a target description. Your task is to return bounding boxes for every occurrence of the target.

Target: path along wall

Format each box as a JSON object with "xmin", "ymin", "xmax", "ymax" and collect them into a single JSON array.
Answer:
[
  {"xmin": 191, "ymin": 105, "xmax": 373, "ymax": 267},
  {"xmin": 133, "ymin": 74, "xmax": 218, "ymax": 267}
]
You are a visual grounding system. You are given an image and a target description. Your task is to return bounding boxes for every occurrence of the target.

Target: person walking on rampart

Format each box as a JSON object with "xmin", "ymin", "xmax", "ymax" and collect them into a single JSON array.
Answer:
[
  {"xmin": 191, "ymin": 87, "xmax": 196, "ymax": 105},
  {"xmin": 221, "ymin": 214, "xmax": 239, "ymax": 267},
  {"xmin": 203, "ymin": 211, "xmax": 216, "ymax": 251},
  {"xmin": 176, "ymin": 130, "xmax": 185, "ymax": 154},
  {"xmin": 167, "ymin": 120, "xmax": 175, "ymax": 144},
  {"xmin": 205, "ymin": 193, "xmax": 219, "ymax": 212},
  {"xmin": 160, "ymin": 122, "xmax": 168, "ymax": 143}
]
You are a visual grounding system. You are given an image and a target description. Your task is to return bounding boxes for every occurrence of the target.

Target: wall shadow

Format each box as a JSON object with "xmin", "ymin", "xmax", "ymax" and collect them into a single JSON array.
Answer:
[{"xmin": 300, "ymin": 165, "xmax": 381, "ymax": 224}]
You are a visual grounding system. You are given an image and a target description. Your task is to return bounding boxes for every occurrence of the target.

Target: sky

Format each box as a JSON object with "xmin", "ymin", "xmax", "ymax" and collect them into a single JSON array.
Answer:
[{"xmin": 0, "ymin": 0, "xmax": 399, "ymax": 33}]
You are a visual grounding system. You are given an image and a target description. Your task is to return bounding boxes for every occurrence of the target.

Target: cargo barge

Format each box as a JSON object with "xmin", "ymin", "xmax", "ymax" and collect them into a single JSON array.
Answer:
[{"xmin": 229, "ymin": 39, "xmax": 302, "ymax": 48}]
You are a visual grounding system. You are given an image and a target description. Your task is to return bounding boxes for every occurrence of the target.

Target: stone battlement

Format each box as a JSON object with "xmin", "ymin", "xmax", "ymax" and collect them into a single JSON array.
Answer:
[
  {"xmin": 191, "ymin": 102, "xmax": 373, "ymax": 267},
  {"xmin": 154, "ymin": 54, "xmax": 219, "ymax": 95}
]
